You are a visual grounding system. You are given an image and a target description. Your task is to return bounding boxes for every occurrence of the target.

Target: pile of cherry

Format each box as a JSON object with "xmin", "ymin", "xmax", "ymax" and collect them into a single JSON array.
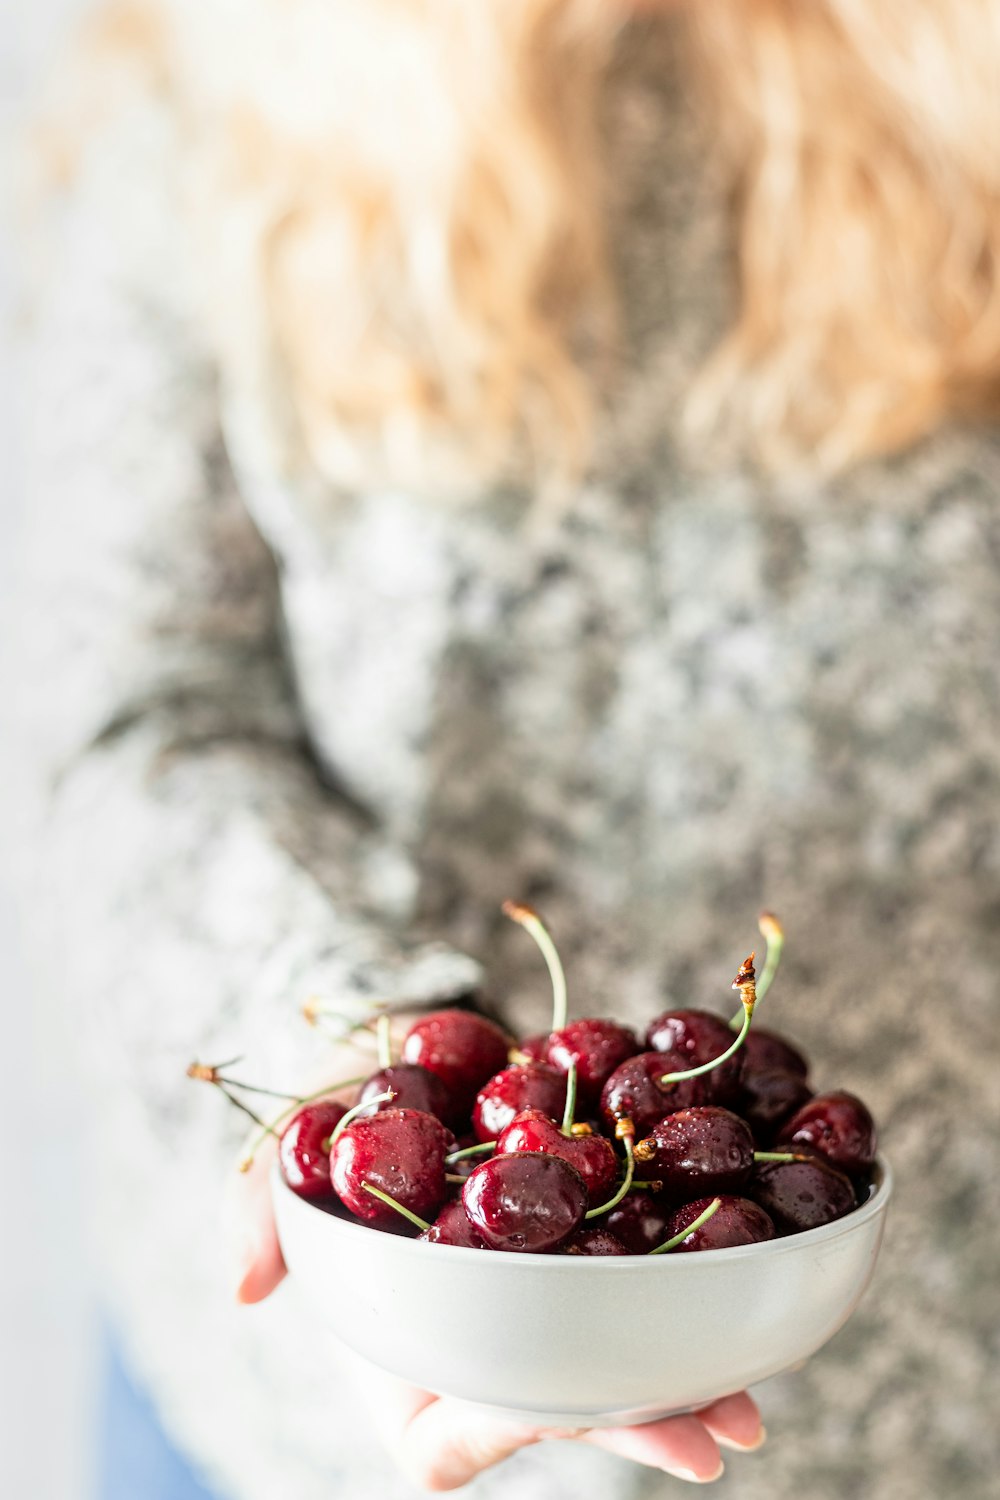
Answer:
[{"xmin": 192, "ymin": 906, "xmax": 877, "ymax": 1256}]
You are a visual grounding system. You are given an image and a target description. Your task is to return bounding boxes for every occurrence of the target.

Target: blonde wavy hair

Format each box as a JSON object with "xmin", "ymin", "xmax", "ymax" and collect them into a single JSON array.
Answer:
[{"xmin": 45, "ymin": 0, "xmax": 1000, "ymax": 491}]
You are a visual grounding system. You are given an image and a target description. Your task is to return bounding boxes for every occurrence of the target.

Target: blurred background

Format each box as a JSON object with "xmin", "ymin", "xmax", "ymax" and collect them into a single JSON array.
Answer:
[{"xmin": 2, "ymin": 7, "xmax": 97, "ymax": 1499}]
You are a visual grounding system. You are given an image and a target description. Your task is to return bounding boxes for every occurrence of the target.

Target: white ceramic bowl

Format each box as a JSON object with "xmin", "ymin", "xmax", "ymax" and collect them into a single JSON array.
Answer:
[{"xmin": 273, "ymin": 1156, "xmax": 892, "ymax": 1428}]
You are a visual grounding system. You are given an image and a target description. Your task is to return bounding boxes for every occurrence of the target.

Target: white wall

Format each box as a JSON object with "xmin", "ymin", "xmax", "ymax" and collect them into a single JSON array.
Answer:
[{"xmin": 0, "ymin": 4, "xmax": 99, "ymax": 1498}]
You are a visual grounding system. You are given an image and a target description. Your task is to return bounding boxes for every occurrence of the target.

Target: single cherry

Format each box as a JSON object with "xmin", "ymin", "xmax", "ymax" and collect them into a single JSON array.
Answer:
[
  {"xmin": 471, "ymin": 1064, "xmax": 567, "ymax": 1143},
  {"xmin": 751, "ymin": 1155, "xmax": 857, "ymax": 1234},
  {"xmin": 357, "ymin": 1063, "xmax": 450, "ymax": 1123},
  {"xmin": 419, "ymin": 1198, "xmax": 488, "ymax": 1249},
  {"xmin": 547, "ymin": 1019, "xmax": 641, "ymax": 1109},
  {"xmin": 600, "ymin": 1052, "xmax": 705, "ymax": 1138},
  {"xmin": 740, "ymin": 1069, "xmax": 814, "ymax": 1142},
  {"xmin": 330, "ymin": 1107, "xmax": 451, "ymax": 1227},
  {"xmin": 463, "ymin": 1152, "xmax": 588, "ymax": 1252},
  {"xmin": 659, "ymin": 1195, "xmax": 775, "ymax": 1251},
  {"xmin": 741, "ymin": 1026, "xmax": 809, "ymax": 1080},
  {"xmin": 402, "ymin": 1010, "xmax": 510, "ymax": 1121},
  {"xmin": 496, "ymin": 1108, "xmax": 619, "ymax": 1207},
  {"xmin": 278, "ymin": 1100, "xmax": 346, "ymax": 1202},
  {"xmin": 776, "ymin": 1090, "xmax": 876, "ymax": 1174},
  {"xmin": 561, "ymin": 1226, "xmax": 630, "ymax": 1256},
  {"xmin": 633, "ymin": 1107, "xmax": 755, "ymax": 1201},
  {"xmin": 644, "ymin": 1009, "xmax": 744, "ymax": 1106},
  {"xmin": 605, "ymin": 1191, "xmax": 671, "ymax": 1255}
]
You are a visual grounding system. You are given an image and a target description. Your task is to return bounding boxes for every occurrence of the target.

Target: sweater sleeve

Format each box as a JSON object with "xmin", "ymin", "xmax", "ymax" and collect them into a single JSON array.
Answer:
[{"xmin": 13, "ymin": 102, "xmax": 491, "ymax": 1500}]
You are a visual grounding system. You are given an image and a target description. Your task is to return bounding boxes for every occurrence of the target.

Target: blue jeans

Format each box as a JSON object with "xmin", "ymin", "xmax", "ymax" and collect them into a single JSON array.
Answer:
[{"xmin": 96, "ymin": 1334, "xmax": 223, "ymax": 1500}]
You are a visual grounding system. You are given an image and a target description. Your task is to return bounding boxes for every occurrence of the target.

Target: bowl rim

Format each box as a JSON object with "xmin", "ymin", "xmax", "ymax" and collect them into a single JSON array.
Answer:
[{"xmin": 273, "ymin": 1151, "xmax": 893, "ymax": 1269}]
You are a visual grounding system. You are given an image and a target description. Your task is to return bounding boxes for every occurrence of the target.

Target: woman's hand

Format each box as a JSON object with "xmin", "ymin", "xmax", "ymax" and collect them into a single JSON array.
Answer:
[{"xmin": 226, "ymin": 1035, "xmax": 766, "ymax": 1491}]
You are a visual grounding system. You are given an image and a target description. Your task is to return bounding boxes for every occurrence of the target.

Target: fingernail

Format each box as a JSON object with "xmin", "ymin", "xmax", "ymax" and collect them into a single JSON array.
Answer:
[
  {"xmin": 671, "ymin": 1460, "xmax": 725, "ymax": 1483},
  {"xmin": 717, "ymin": 1423, "xmax": 767, "ymax": 1453}
]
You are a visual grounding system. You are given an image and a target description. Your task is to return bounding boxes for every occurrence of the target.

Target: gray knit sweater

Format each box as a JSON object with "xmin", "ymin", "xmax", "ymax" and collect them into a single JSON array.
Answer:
[{"xmin": 15, "ymin": 22, "xmax": 1000, "ymax": 1500}]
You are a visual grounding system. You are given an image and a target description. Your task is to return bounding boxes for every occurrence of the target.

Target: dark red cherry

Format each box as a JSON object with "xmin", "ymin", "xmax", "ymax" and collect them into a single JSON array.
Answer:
[
  {"xmin": 644, "ymin": 1009, "xmax": 743, "ymax": 1106},
  {"xmin": 740, "ymin": 1069, "xmax": 814, "ymax": 1142},
  {"xmin": 402, "ymin": 1010, "xmax": 510, "ymax": 1120},
  {"xmin": 358, "ymin": 1063, "xmax": 450, "ymax": 1123},
  {"xmin": 751, "ymin": 1156, "xmax": 856, "ymax": 1234},
  {"xmin": 659, "ymin": 1195, "xmax": 776, "ymax": 1252},
  {"xmin": 776, "ymin": 1090, "xmax": 876, "ymax": 1174},
  {"xmin": 330, "ymin": 1108, "xmax": 451, "ymax": 1227},
  {"xmin": 471, "ymin": 1064, "xmax": 567, "ymax": 1143},
  {"xmin": 605, "ymin": 1191, "xmax": 671, "ymax": 1254},
  {"xmin": 496, "ymin": 1108, "xmax": 619, "ymax": 1207},
  {"xmin": 419, "ymin": 1198, "xmax": 488, "ymax": 1248},
  {"xmin": 562, "ymin": 1225, "xmax": 630, "ymax": 1256},
  {"xmin": 278, "ymin": 1100, "xmax": 346, "ymax": 1202},
  {"xmin": 742, "ymin": 1026, "xmax": 809, "ymax": 1080},
  {"xmin": 634, "ymin": 1107, "xmax": 755, "ymax": 1201},
  {"xmin": 600, "ymin": 1052, "xmax": 707, "ymax": 1138},
  {"xmin": 547, "ymin": 1019, "xmax": 640, "ymax": 1108},
  {"xmin": 463, "ymin": 1152, "xmax": 588, "ymax": 1253},
  {"xmin": 514, "ymin": 1033, "xmax": 552, "ymax": 1065}
]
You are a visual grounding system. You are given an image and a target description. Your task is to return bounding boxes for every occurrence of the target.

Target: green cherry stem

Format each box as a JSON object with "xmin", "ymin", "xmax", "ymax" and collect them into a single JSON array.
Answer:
[
  {"xmin": 327, "ymin": 1089, "xmax": 395, "ymax": 1149},
  {"xmin": 237, "ymin": 1075, "xmax": 369, "ymax": 1172},
  {"xmin": 585, "ymin": 1127, "xmax": 635, "ymax": 1220},
  {"xmin": 753, "ymin": 1151, "xmax": 809, "ymax": 1163},
  {"xmin": 360, "ymin": 1182, "xmax": 431, "ymax": 1232},
  {"xmin": 661, "ymin": 953, "xmax": 756, "ymax": 1086},
  {"xmin": 648, "ymin": 1197, "xmax": 722, "ymax": 1254},
  {"xmin": 560, "ymin": 1060, "xmax": 579, "ymax": 1135},
  {"xmin": 375, "ymin": 1013, "xmax": 393, "ymax": 1070},
  {"xmin": 445, "ymin": 1141, "xmax": 497, "ymax": 1165},
  {"xmin": 186, "ymin": 1062, "xmax": 303, "ymax": 1103},
  {"xmin": 502, "ymin": 900, "xmax": 568, "ymax": 1034},
  {"xmin": 730, "ymin": 911, "xmax": 783, "ymax": 1030}
]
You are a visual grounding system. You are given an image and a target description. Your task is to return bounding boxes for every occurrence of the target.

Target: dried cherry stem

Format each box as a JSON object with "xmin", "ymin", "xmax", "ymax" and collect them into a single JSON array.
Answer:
[
  {"xmin": 730, "ymin": 912, "xmax": 783, "ymax": 1029},
  {"xmin": 560, "ymin": 1060, "xmax": 579, "ymax": 1135},
  {"xmin": 375, "ymin": 1014, "xmax": 393, "ymax": 1070},
  {"xmin": 445, "ymin": 1141, "xmax": 496, "ymax": 1165},
  {"xmin": 360, "ymin": 1182, "xmax": 431, "ymax": 1232},
  {"xmin": 585, "ymin": 1121, "xmax": 636, "ymax": 1220},
  {"xmin": 237, "ymin": 1075, "xmax": 370, "ymax": 1172},
  {"xmin": 501, "ymin": 900, "xmax": 568, "ymax": 1034},
  {"xmin": 648, "ymin": 1197, "xmax": 722, "ymax": 1254},
  {"xmin": 186, "ymin": 1061, "xmax": 302, "ymax": 1103},
  {"xmin": 327, "ymin": 1089, "xmax": 395, "ymax": 1150},
  {"xmin": 661, "ymin": 953, "xmax": 756, "ymax": 1086}
]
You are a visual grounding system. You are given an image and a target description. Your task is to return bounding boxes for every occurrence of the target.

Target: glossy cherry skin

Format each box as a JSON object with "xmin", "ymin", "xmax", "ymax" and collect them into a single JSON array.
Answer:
[
  {"xmin": 659, "ymin": 1195, "xmax": 776, "ymax": 1252},
  {"xmin": 561, "ymin": 1226, "xmax": 630, "ymax": 1256},
  {"xmin": 514, "ymin": 1033, "xmax": 552, "ymax": 1065},
  {"xmin": 419, "ymin": 1198, "xmax": 488, "ymax": 1249},
  {"xmin": 742, "ymin": 1026, "xmax": 809, "ymax": 1080},
  {"xmin": 751, "ymin": 1156, "xmax": 857, "ymax": 1234},
  {"xmin": 463, "ymin": 1152, "xmax": 588, "ymax": 1253},
  {"xmin": 278, "ymin": 1100, "xmax": 346, "ymax": 1202},
  {"xmin": 605, "ymin": 1191, "xmax": 671, "ymax": 1255},
  {"xmin": 358, "ymin": 1063, "xmax": 451, "ymax": 1123},
  {"xmin": 471, "ymin": 1064, "xmax": 567, "ymax": 1143},
  {"xmin": 402, "ymin": 1010, "xmax": 510, "ymax": 1121},
  {"xmin": 600, "ymin": 1053, "xmax": 709, "ymax": 1139},
  {"xmin": 330, "ymin": 1108, "xmax": 452, "ymax": 1227},
  {"xmin": 740, "ymin": 1069, "xmax": 814, "ymax": 1143},
  {"xmin": 776, "ymin": 1090, "xmax": 876, "ymax": 1174},
  {"xmin": 496, "ymin": 1108, "xmax": 619, "ymax": 1207},
  {"xmin": 644, "ymin": 1009, "xmax": 743, "ymax": 1107},
  {"xmin": 634, "ymin": 1107, "xmax": 755, "ymax": 1201},
  {"xmin": 547, "ymin": 1019, "xmax": 641, "ymax": 1109}
]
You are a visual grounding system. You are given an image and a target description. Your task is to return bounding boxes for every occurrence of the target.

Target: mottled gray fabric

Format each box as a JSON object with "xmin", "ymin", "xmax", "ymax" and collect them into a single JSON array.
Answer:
[{"xmin": 15, "ymin": 20, "xmax": 1000, "ymax": 1500}]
